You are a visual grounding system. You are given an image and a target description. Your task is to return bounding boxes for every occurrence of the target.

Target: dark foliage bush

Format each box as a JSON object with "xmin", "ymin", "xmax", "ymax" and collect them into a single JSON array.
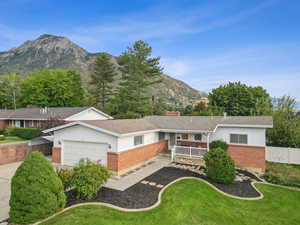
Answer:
[
  {"xmin": 0, "ymin": 129, "xmax": 5, "ymax": 135},
  {"xmin": 6, "ymin": 127, "xmax": 42, "ymax": 139},
  {"xmin": 72, "ymin": 159, "xmax": 111, "ymax": 200},
  {"xmin": 204, "ymin": 147, "xmax": 235, "ymax": 184},
  {"xmin": 9, "ymin": 152, "xmax": 66, "ymax": 224},
  {"xmin": 209, "ymin": 140, "xmax": 228, "ymax": 152},
  {"xmin": 57, "ymin": 168, "xmax": 74, "ymax": 191}
]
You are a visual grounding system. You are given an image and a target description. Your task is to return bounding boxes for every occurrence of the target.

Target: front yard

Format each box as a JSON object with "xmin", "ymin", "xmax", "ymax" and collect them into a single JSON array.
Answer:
[
  {"xmin": 41, "ymin": 179, "xmax": 300, "ymax": 225},
  {"xmin": 0, "ymin": 136, "xmax": 25, "ymax": 144}
]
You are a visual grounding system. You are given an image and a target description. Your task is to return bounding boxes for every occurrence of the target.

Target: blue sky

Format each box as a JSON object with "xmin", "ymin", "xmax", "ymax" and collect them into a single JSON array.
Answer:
[{"xmin": 1, "ymin": 0, "xmax": 300, "ymax": 100}]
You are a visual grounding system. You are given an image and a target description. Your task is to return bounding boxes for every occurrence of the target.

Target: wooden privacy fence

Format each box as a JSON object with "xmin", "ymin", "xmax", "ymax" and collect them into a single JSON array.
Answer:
[{"xmin": 266, "ymin": 146, "xmax": 300, "ymax": 165}]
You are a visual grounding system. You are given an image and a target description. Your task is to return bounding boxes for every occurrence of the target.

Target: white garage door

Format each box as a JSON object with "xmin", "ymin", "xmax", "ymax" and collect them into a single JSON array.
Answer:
[{"xmin": 62, "ymin": 140, "xmax": 108, "ymax": 166}]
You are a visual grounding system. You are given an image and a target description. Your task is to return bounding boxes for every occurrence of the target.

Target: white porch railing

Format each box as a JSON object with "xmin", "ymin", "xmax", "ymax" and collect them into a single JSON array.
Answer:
[{"xmin": 171, "ymin": 145, "xmax": 207, "ymax": 160}]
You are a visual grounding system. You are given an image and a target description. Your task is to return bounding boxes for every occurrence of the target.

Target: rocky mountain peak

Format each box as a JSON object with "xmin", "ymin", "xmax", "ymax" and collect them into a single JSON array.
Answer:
[{"xmin": 0, "ymin": 34, "xmax": 205, "ymax": 105}]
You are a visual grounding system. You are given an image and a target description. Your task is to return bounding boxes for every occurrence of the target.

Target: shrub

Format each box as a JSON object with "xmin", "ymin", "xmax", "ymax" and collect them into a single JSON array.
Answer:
[
  {"xmin": 6, "ymin": 127, "xmax": 41, "ymax": 139},
  {"xmin": 9, "ymin": 152, "xmax": 66, "ymax": 224},
  {"xmin": 72, "ymin": 159, "xmax": 111, "ymax": 200},
  {"xmin": 204, "ymin": 147, "xmax": 235, "ymax": 184},
  {"xmin": 0, "ymin": 136, "xmax": 5, "ymax": 141},
  {"xmin": 209, "ymin": 140, "xmax": 228, "ymax": 152},
  {"xmin": 0, "ymin": 129, "xmax": 5, "ymax": 135},
  {"xmin": 57, "ymin": 168, "xmax": 74, "ymax": 191}
]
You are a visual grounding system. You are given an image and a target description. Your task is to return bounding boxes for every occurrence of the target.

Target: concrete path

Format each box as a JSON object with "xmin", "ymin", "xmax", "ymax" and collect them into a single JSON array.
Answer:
[
  {"xmin": 104, "ymin": 156, "xmax": 171, "ymax": 191},
  {"xmin": 0, "ymin": 161, "xmax": 22, "ymax": 222}
]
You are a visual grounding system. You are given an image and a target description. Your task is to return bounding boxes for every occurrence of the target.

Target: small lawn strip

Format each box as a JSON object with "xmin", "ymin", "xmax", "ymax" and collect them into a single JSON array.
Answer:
[{"xmin": 41, "ymin": 179, "xmax": 300, "ymax": 225}]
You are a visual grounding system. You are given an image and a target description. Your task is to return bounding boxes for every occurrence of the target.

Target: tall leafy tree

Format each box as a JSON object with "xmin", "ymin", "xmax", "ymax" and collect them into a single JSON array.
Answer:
[
  {"xmin": 89, "ymin": 53, "xmax": 118, "ymax": 110},
  {"xmin": 111, "ymin": 41, "xmax": 162, "ymax": 118},
  {"xmin": 267, "ymin": 96, "xmax": 300, "ymax": 147},
  {"xmin": 209, "ymin": 82, "xmax": 272, "ymax": 116},
  {"xmin": 20, "ymin": 69, "xmax": 86, "ymax": 107},
  {"xmin": 0, "ymin": 73, "xmax": 21, "ymax": 109}
]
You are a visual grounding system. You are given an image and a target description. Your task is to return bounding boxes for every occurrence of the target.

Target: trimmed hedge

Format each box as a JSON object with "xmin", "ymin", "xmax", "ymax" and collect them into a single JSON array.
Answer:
[
  {"xmin": 209, "ymin": 140, "xmax": 228, "ymax": 152},
  {"xmin": 9, "ymin": 152, "xmax": 66, "ymax": 224},
  {"xmin": 5, "ymin": 127, "xmax": 42, "ymax": 139},
  {"xmin": 204, "ymin": 147, "xmax": 235, "ymax": 184},
  {"xmin": 72, "ymin": 159, "xmax": 111, "ymax": 200}
]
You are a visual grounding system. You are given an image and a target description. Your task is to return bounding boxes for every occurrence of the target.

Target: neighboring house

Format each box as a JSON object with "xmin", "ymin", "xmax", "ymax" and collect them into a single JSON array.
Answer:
[
  {"xmin": 0, "ymin": 107, "xmax": 112, "ymax": 129},
  {"xmin": 44, "ymin": 115, "xmax": 273, "ymax": 174}
]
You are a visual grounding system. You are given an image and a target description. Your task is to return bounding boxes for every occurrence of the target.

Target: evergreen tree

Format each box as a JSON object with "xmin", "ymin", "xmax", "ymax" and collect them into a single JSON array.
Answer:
[
  {"xmin": 111, "ymin": 41, "xmax": 162, "ymax": 118},
  {"xmin": 89, "ymin": 53, "xmax": 117, "ymax": 110}
]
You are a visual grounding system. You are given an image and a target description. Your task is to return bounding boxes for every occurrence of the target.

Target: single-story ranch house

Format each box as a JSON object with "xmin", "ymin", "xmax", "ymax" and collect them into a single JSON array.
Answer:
[
  {"xmin": 0, "ymin": 107, "xmax": 112, "ymax": 129},
  {"xmin": 44, "ymin": 115, "xmax": 273, "ymax": 174}
]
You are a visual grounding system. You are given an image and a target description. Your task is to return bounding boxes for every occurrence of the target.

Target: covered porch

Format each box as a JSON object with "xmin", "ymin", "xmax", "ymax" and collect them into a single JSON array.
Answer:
[{"xmin": 161, "ymin": 131, "xmax": 212, "ymax": 159}]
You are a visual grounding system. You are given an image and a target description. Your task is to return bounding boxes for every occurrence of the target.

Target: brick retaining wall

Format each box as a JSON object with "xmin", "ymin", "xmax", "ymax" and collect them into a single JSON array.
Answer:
[{"xmin": 0, "ymin": 142, "xmax": 53, "ymax": 165}]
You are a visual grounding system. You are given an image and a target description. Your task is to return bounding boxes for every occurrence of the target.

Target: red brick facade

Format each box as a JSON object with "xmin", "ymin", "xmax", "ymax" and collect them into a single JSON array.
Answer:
[
  {"xmin": 107, "ymin": 140, "xmax": 168, "ymax": 173},
  {"xmin": 52, "ymin": 147, "xmax": 61, "ymax": 163},
  {"xmin": 227, "ymin": 144, "xmax": 265, "ymax": 173}
]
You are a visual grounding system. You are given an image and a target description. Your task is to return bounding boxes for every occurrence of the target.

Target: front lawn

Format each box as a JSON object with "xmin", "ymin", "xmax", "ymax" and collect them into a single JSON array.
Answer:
[
  {"xmin": 41, "ymin": 179, "xmax": 300, "ymax": 225},
  {"xmin": 0, "ymin": 136, "xmax": 25, "ymax": 144},
  {"xmin": 263, "ymin": 161, "xmax": 300, "ymax": 188}
]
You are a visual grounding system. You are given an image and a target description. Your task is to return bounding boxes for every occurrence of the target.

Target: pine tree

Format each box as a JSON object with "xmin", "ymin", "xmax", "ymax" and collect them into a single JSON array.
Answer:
[
  {"xmin": 111, "ymin": 41, "xmax": 162, "ymax": 118},
  {"xmin": 89, "ymin": 53, "xmax": 117, "ymax": 110}
]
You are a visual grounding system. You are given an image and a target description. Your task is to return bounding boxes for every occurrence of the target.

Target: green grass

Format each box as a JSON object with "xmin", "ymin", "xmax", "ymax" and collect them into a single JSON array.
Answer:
[
  {"xmin": 0, "ymin": 136, "xmax": 25, "ymax": 144},
  {"xmin": 263, "ymin": 162, "xmax": 300, "ymax": 188},
  {"xmin": 41, "ymin": 179, "xmax": 300, "ymax": 225}
]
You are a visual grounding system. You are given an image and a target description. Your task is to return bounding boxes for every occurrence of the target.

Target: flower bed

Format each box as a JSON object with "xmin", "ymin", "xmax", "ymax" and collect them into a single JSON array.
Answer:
[{"xmin": 66, "ymin": 165, "xmax": 261, "ymax": 209}]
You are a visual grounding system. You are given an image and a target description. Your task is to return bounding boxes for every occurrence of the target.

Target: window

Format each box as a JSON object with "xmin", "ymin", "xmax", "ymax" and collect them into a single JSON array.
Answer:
[
  {"xmin": 181, "ymin": 134, "xmax": 188, "ymax": 140},
  {"xmin": 134, "ymin": 135, "xmax": 144, "ymax": 146},
  {"xmin": 230, "ymin": 134, "xmax": 248, "ymax": 144},
  {"xmin": 194, "ymin": 134, "xmax": 202, "ymax": 141},
  {"xmin": 158, "ymin": 132, "xmax": 165, "ymax": 141}
]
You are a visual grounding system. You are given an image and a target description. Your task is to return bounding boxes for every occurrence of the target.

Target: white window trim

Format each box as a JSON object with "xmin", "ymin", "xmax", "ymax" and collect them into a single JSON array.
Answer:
[
  {"xmin": 229, "ymin": 133, "xmax": 248, "ymax": 145},
  {"xmin": 134, "ymin": 135, "xmax": 144, "ymax": 146}
]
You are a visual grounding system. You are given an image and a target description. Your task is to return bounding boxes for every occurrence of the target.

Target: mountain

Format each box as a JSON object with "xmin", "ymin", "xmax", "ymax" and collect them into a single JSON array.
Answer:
[{"xmin": 0, "ymin": 34, "xmax": 205, "ymax": 105}]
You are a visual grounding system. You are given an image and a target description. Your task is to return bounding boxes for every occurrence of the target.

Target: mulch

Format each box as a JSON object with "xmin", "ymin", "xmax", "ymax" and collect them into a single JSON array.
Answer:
[{"xmin": 66, "ymin": 166, "xmax": 262, "ymax": 209}]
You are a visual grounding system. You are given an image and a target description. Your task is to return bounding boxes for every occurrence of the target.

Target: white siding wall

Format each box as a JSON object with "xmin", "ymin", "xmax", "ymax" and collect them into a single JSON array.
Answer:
[
  {"xmin": 211, "ymin": 127, "xmax": 266, "ymax": 147},
  {"xmin": 65, "ymin": 109, "xmax": 109, "ymax": 121},
  {"xmin": 53, "ymin": 125, "xmax": 118, "ymax": 152},
  {"xmin": 118, "ymin": 131, "xmax": 159, "ymax": 152}
]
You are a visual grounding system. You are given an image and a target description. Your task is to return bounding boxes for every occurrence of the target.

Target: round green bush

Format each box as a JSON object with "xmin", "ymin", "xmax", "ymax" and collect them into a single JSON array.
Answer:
[
  {"xmin": 209, "ymin": 140, "xmax": 228, "ymax": 152},
  {"xmin": 72, "ymin": 159, "xmax": 111, "ymax": 200},
  {"xmin": 9, "ymin": 152, "xmax": 66, "ymax": 224},
  {"xmin": 204, "ymin": 147, "xmax": 235, "ymax": 184}
]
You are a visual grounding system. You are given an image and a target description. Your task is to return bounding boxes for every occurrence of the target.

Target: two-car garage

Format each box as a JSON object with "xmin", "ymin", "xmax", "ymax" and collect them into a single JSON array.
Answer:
[{"xmin": 61, "ymin": 140, "xmax": 108, "ymax": 166}]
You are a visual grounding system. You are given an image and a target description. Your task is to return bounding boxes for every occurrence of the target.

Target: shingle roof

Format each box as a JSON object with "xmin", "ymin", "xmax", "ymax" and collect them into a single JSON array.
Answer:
[
  {"xmin": 77, "ymin": 115, "xmax": 273, "ymax": 134},
  {"xmin": 82, "ymin": 119, "xmax": 158, "ymax": 134},
  {"xmin": 0, "ymin": 107, "xmax": 90, "ymax": 120}
]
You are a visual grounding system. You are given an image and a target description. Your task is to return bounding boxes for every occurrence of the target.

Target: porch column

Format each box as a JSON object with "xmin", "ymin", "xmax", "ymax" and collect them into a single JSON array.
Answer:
[{"xmin": 207, "ymin": 132, "xmax": 210, "ymax": 152}]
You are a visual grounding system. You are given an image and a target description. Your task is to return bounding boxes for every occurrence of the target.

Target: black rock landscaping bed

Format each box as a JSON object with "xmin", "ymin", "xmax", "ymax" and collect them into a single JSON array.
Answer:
[{"xmin": 66, "ymin": 166, "xmax": 262, "ymax": 209}]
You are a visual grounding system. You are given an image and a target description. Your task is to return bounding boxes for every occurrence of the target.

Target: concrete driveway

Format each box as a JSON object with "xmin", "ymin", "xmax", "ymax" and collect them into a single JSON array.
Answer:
[{"xmin": 0, "ymin": 162, "xmax": 22, "ymax": 221}]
